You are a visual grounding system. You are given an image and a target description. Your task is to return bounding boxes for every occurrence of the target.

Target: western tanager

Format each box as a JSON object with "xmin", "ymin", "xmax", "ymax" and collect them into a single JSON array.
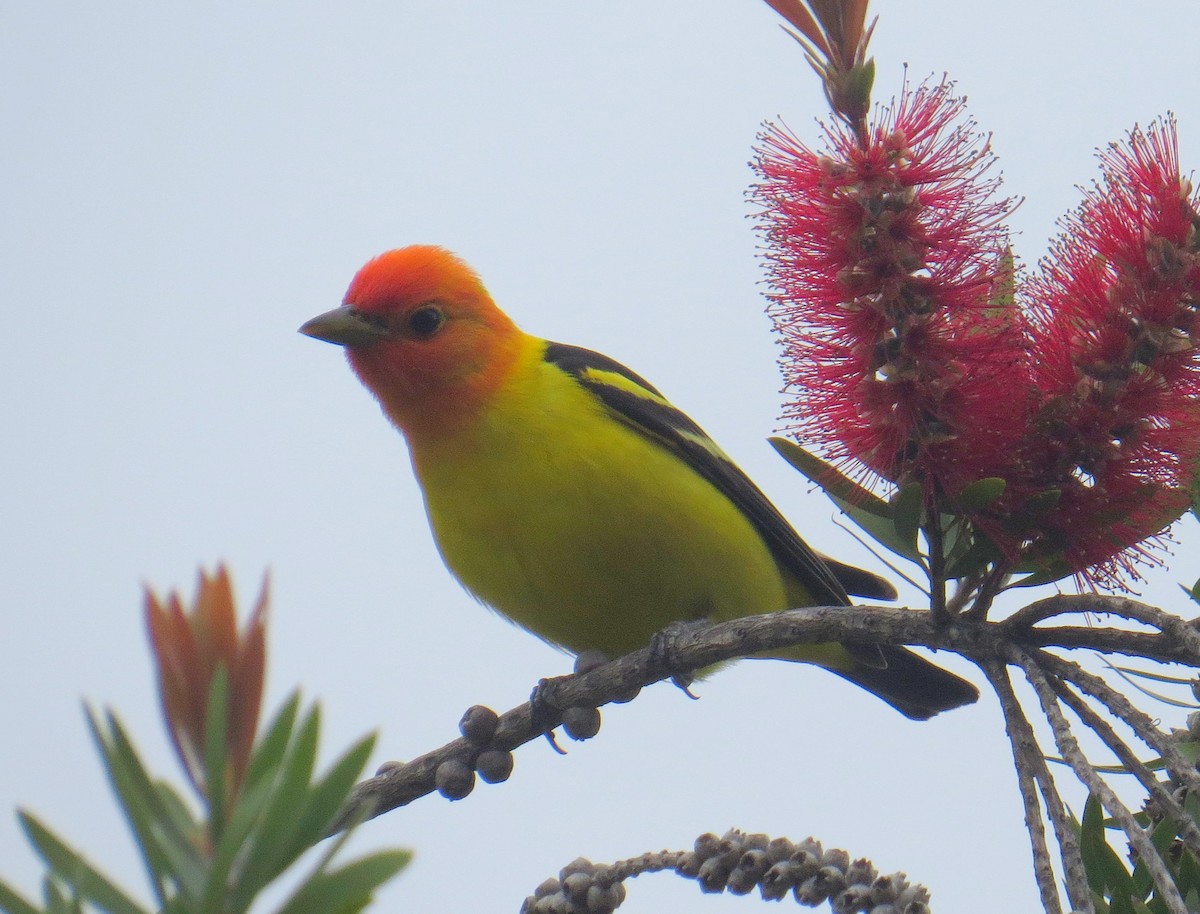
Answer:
[{"xmin": 300, "ymin": 245, "xmax": 977, "ymax": 719}]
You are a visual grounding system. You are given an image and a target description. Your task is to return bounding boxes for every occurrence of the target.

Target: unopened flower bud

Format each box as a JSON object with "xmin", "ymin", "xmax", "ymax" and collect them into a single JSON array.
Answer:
[
  {"xmin": 434, "ymin": 758, "xmax": 475, "ymax": 800},
  {"xmin": 694, "ymin": 832, "xmax": 722, "ymax": 859},
  {"xmin": 821, "ymin": 848, "xmax": 850, "ymax": 873},
  {"xmin": 562, "ymin": 872, "xmax": 592, "ymax": 903},
  {"xmin": 767, "ymin": 837, "xmax": 796, "ymax": 863},
  {"xmin": 573, "ymin": 650, "xmax": 609, "ymax": 674},
  {"xmin": 762, "ymin": 861, "xmax": 801, "ymax": 900},
  {"xmin": 845, "ymin": 856, "xmax": 877, "ymax": 887},
  {"xmin": 562, "ymin": 706, "xmax": 602, "ymax": 740},
  {"xmin": 697, "ymin": 856, "xmax": 732, "ymax": 893},
  {"xmin": 794, "ymin": 875, "xmax": 828, "ymax": 906},
  {"xmin": 459, "ymin": 705, "xmax": 499, "ymax": 744},
  {"xmin": 586, "ymin": 883, "xmax": 622, "ymax": 914},
  {"xmin": 834, "ymin": 885, "xmax": 873, "ymax": 912},
  {"xmin": 476, "ymin": 748, "xmax": 514, "ymax": 784},
  {"xmin": 559, "ymin": 857, "xmax": 596, "ymax": 879}
]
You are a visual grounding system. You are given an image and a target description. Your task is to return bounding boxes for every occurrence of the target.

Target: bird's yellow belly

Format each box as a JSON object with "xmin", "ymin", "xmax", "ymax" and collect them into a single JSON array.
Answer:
[{"xmin": 411, "ymin": 394, "xmax": 789, "ymax": 658}]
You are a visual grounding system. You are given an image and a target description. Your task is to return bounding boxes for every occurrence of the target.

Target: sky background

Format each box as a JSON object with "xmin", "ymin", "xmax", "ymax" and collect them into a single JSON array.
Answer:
[{"xmin": 3, "ymin": 2, "xmax": 1200, "ymax": 912}]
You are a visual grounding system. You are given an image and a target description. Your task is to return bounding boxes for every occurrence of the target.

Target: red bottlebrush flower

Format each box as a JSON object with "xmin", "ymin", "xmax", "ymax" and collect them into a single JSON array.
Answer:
[
  {"xmin": 1021, "ymin": 118, "xmax": 1200, "ymax": 587},
  {"xmin": 753, "ymin": 80, "xmax": 1032, "ymax": 510},
  {"xmin": 145, "ymin": 566, "xmax": 267, "ymax": 804}
]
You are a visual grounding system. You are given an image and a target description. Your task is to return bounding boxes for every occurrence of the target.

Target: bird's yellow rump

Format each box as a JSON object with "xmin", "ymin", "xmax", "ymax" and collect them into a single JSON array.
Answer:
[{"xmin": 301, "ymin": 245, "xmax": 977, "ymax": 719}]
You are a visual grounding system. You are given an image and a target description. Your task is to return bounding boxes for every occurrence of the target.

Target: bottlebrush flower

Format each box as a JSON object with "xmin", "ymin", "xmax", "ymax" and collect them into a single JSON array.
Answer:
[
  {"xmin": 1019, "ymin": 118, "xmax": 1200, "ymax": 586},
  {"xmin": 753, "ymin": 80, "xmax": 1032, "ymax": 509},
  {"xmin": 145, "ymin": 566, "xmax": 267, "ymax": 804}
]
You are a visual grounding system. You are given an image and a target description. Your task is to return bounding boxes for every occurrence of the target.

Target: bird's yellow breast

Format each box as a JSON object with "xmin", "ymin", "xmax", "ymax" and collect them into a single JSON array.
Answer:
[{"xmin": 407, "ymin": 349, "xmax": 790, "ymax": 658}]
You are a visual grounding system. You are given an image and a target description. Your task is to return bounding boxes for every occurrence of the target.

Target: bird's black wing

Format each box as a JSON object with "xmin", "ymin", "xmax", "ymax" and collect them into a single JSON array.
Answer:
[{"xmin": 543, "ymin": 342, "xmax": 887, "ymax": 608}]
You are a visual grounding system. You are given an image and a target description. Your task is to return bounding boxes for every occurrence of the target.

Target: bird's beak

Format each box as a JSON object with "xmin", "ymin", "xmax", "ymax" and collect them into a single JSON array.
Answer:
[{"xmin": 299, "ymin": 306, "xmax": 391, "ymax": 347}]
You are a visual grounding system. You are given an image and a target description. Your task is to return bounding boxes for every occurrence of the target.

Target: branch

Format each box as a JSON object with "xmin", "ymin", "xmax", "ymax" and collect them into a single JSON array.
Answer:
[
  {"xmin": 335, "ymin": 599, "xmax": 1200, "ymax": 829},
  {"xmin": 521, "ymin": 828, "xmax": 931, "ymax": 913},
  {"xmin": 979, "ymin": 658, "xmax": 1068, "ymax": 914},
  {"xmin": 1013, "ymin": 647, "xmax": 1189, "ymax": 914},
  {"xmin": 1039, "ymin": 653, "xmax": 1200, "ymax": 794},
  {"xmin": 1043, "ymin": 665, "xmax": 1200, "ymax": 862}
]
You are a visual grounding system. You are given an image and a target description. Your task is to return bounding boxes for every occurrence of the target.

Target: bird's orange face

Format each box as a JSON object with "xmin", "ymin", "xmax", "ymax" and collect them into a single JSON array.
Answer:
[{"xmin": 302, "ymin": 246, "xmax": 523, "ymax": 439}]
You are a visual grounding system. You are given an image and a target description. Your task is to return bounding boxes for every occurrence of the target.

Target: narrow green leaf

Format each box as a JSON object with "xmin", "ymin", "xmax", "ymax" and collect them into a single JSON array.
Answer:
[
  {"xmin": 838, "ymin": 496, "xmax": 924, "ymax": 562},
  {"xmin": 227, "ymin": 706, "xmax": 323, "ymax": 908},
  {"xmin": 768, "ymin": 438, "xmax": 892, "ymax": 518},
  {"xmin": 1185, "ymin": 578, "xmax": 1200, "ymax": 606},
  {"xmin": 204, "ymin": 776, "xmax": 280, "ymax": 914},
  {"xmin": 0, "ymin": 879, "xmax": 42, "ymax": 914},
  {"xmin": 84, "ymin": 710, "xmax": 172, "ymax": 906},
  {"xmin": 243, "ymin": 693, "xmax": 300, "ymax": 792},
  {"xmin": 767, "ymin": 439, "xmax": 933, "ymax": 561},
  {"xmin": 892, "ymin": 482, "xmax": 923, "ymax": 555},
  {"xmin": 18, "ymin": 814, "xmax": 147, "ymax": 914},
  {"xmin": 942, "ymin": 533, "xmax": 1004, "ymax": 580},
  {"xmin": 41, "ymin": 878, "xmax": 73, "ymax": 914},
  {"xmin": 272, "ymin": 852, "xmax": 411, "ymax": 914},
  {"xmin": 89, "ymin": 710, "xmax": 208, "ymax": 904},
  {"xmin": 1177, "ymin": 847, "xmax": 1200, "ymax": 903},
  {"xmin": 1080, "ymin": 794, "xmax": 1134, "ymax": 899},
  {"xmin": 278, "ymin": 735, "xmax": 376, "ymax": 864},
  {"xmin": 958, "ymin": 477, "xmax": 1006, "ymax": 510},
  {"xmin": 203, "ymin": 669, "xmax": 230, "ymax": 841},
  {"xmin": 1106, "ymin": 666, "xmax": 1197, "ymax": 687},
  {"xmin": 1006, "ymin": 560, "xmax": 1075, "ymax": 589},
  {"xmin": 151, "ymin": 783, "xmax": 203, "ymax": 852},
  {"xmin": 1130, "ymin": 815, "xmax": 1180, "ymax": 900}
]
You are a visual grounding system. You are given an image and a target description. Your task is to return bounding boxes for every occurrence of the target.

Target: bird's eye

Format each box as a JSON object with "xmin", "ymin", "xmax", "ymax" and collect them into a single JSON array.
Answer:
[{"xmin": 407, "ymin": 305, "xmax": 446, "ymax": 339}]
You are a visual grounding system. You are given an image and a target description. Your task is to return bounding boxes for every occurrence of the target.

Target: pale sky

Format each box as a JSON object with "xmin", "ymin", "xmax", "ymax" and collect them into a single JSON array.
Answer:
[{"xmin": 3, "ymin": 2, "xmax": 1199, "ymax": 912}]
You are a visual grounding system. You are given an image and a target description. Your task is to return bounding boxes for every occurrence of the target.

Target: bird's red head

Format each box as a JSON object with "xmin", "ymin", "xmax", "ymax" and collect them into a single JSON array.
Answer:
[{"xmin": 301, "ymin": 245, "xmax": 524, "ymax": 440}]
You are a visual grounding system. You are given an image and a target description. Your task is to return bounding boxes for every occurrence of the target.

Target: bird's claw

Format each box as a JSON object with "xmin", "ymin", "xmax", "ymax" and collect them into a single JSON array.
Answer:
[
  {"xmin": 529, "ymin": 676, "xmax": 569, "ymax": 754},
  {"xmin": 648, "ymin": 619, "xmax": 707, "ymax": 696}
]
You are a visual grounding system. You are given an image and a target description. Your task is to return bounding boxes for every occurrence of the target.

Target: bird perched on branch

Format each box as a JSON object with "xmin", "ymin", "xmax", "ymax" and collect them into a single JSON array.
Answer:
[{"xmin": 300, "ymin": 245, "xmax": 977, "ymax": 719}]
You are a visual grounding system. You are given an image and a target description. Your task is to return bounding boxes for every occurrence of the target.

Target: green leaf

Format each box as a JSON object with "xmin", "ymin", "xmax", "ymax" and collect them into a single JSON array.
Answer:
[
  {"xmin": 1080, "ymin": 794, "xmax": 1134, "ymax": 901},
  {"xmin": 841, "ymin": 497, "xmax": 925, "ymax": 561},
  {"xmin": 892, "ymin": 482, "xmax": 923, "ymax": 557},
  {"xmin": 0, "ymin": 878, "xmax": 43, "ymax": 914},
  {"xmin": 272, "ymin": 852, "xmax": 411, "ymax": 914},
  {"xmin": 942, "ymin": 532, "xmax": 1004, "ymax": 580},
  {"xmin": 203, "ymin": 775, "xmax": 279, "ymax": 914},
  {"xmin": 1107, "ymin": 666, "xmax": 1198, "ymax": 687},
  {"xmin": 1130, "ymin": 815, "xmax": 1181, "ymax": 900},
  {"xmin": 1177, "ymin": 846, "xmax": 1200, "ymax": 904},
  {"xmin": 205, "ymin": 695, "xmax": 301, "ymax": 914},
  {"xmin": 203, "ymin": 668, "xmax": 230, "ymax": 841},
  {"xmin": 227, "ymin": 706, "xmax": 323, "ymax": 909},
  {"xmin": 1006, "ymin": 559, "xmax": 1075, "ymax": 589},
  {"xmin": 768, "ymin": 438, "xmax": 892, "ymax": 517},
  {"xmin": 41, "ymin": 878, "xmax": 75, "ymax": 914},
  {"xmin": 277, "ymin": 734, "xmax": 377, "ymax": 865},
  {"xmin": 768, "ymin": 437, "xmax": 927, "ymax": 562},
  {"xmin": 1184, "ymin": 578, "xmax": 1200, "ymax": 606},
  {"xmin": 90, "ymin": 709, "xmax": 208, "ymax": 904},
  {"xmin": 958, "ymin": 477, "xmax": 1006, "ymax": 510},
  {"xmin": 244, "ymin": 693, "xmax": 301, "ymax": 792},
  {"xmin": 17, "ymin": 813, "xmax": 147, "ymax": 914},
  {"xmin": 85, "ymin": 710, "xmax": 174, "ymax": 906}
]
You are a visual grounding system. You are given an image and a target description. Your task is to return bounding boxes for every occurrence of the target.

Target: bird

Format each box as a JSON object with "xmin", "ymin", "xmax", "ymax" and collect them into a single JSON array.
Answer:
[{"xmin": 300, "ymin": 245, "xmax": 978, "ymax": 719}]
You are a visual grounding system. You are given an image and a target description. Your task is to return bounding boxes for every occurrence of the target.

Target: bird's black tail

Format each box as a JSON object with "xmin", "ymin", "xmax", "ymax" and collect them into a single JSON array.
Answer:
[{"xmin": 833, "ymin": 644, "xmax": 978, "ymax": 720}]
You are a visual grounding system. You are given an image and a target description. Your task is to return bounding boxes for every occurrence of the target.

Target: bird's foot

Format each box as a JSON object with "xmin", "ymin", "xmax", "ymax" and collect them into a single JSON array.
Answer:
[
  {"xmin": 528, "ymin": 652, "xmax": 611, "ymax": 754},
  {"xmin": 648, "ymin": 619, "xmax": 707, "ymax": 698},
  {"xmin": 529, "ymin": 676, "xmax": 570, "ymax": 754}
]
